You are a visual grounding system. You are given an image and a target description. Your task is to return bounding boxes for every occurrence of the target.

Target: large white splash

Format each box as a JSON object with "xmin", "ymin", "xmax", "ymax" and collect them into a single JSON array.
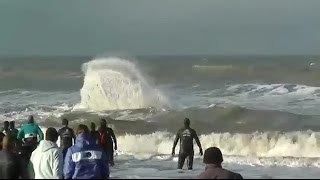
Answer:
[{"xmin": 78, "ymin": 57, "xmax": 168, "ymax": 111}]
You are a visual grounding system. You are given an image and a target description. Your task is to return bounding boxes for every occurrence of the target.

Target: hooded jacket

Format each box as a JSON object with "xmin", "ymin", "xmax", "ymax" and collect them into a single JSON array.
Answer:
[
  {"xmin": 64, "ymin": 133, "xmax": 109, "ymax": 179},
  {"xmin": 17, "ymin": 123, "xmax": 44, "ymax": 143},
  {"xmin": 30, "ymin": 140, "xmax": 62, "ymax": 179}
]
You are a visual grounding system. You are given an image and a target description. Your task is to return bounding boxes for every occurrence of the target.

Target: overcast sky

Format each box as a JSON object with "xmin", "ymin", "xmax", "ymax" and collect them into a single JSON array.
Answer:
[{"xmin": 1, "ymin": 0, "xmax": 320, "ymax": 56}]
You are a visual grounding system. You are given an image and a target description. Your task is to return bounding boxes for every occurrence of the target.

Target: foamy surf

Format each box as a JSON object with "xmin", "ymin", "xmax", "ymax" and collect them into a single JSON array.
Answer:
[{"xmin": 116, "ymin": 131, "xmax": 320, "ymax": 166}]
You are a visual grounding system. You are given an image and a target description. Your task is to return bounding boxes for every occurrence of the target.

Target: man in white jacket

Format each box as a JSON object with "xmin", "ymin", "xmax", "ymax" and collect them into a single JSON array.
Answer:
[{"xmin": 30, "ymin": 127, "xmax": 62, "ymax": 179}]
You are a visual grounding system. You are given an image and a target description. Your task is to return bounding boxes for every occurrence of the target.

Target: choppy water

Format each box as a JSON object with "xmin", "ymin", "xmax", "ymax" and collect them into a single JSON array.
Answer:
[{"xmin": 1, "ymin": 55, "xmax": 320, "ymax": 178}]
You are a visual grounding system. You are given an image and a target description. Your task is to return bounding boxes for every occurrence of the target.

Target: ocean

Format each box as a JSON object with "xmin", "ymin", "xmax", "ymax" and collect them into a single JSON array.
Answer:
[{"xmin": 1, "ymin": 55, "xmax": 320, "ymax": 178}]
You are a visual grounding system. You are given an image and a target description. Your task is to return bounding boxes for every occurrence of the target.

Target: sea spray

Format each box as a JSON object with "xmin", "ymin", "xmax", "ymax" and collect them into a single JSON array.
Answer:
[{"xmin": 78, "ymin": 57, "xmax": 169, "ymax": 111}]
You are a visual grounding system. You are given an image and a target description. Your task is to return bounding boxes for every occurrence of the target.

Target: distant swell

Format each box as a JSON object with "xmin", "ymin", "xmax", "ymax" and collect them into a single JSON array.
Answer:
[{"xmin": 77, "ymin": 57, "xmax": 169, "ymax": 111}]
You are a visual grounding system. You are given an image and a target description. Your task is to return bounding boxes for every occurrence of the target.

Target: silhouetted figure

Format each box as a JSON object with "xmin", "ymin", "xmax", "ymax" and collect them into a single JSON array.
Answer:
[
  {"xmin": 172, "ymin": 118, "xmax": 203, "ymax": 170},
  {"xmin": 98, "ymin": 118, "xmax": 117, "ymax": 166},
  {"xmin": 0, "ymin": 135, "xmax": 24, "ymax": 179},
  {"xmin": 2, "ymin": 121, "xmax": 10, "ymax": 135},
  {"xmin": 195, "ymin": 147, "xmax": 243, "ymax": 179},
  {"xmin": 90, "ymin": 122, "xmax": 100, "ymax": 145},
  {"xmin": 9, "ymin": 121, "xmax": 19, "ymax": 138}
]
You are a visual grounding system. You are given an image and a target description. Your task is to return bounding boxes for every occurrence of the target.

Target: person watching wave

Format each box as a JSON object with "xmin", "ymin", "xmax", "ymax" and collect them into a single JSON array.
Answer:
[{"xmin": 172, "ymin": 118, "xmax": 203, "ymax": 170}]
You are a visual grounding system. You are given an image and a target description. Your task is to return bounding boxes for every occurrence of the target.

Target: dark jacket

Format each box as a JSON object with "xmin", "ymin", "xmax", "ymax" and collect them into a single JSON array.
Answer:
[
  {"xmin": 195, "ymin": 164, "xmax": 243, "ymax": 179},
  {"xmin": 64, "ymin": 133, "xmax": 109, "ymax": 179},
  {"xmin": 98, "ymin": 127, "xmax": 117, "ymax": 150},
  {"xmin": 0, "ymin": 150, "xmax": 23, "ymax": 179}
]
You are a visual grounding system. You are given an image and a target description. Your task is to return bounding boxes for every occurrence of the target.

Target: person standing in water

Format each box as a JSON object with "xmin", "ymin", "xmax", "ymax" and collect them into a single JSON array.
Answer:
[
  {"xmin": 98, "ymin": 118, "xmax": 117, "ymax": 166},
  {"xmin": 172, "ymin": 118, "xmax": 203, "ymax": 170},
  {"xmin": 58, "ymin": 118, "xmax": 76, "ymax": 160}
]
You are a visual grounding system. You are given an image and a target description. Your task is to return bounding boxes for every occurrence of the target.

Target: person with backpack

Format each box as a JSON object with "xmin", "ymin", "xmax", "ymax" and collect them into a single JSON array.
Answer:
[
  {"xmin": 58, "ymin": 118, "xmax": 76, "ymax": 160},
  {"xmin": 17, "ymin": 115, "xmax": 44, "ymax": 161},
  {"xmin": 98, "ymin": 118, "xmax": 117, "ymax": 166}
]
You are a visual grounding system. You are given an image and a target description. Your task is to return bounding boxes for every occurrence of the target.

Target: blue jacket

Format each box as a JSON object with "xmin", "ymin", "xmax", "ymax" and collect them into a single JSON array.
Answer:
[{"xmin": 63, "ymin": 133, "xmax": 109, "ymax": 179}]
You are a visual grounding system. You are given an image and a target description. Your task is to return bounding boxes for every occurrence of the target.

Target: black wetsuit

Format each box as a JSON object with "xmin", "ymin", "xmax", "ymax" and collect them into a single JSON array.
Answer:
[
  {"xmin": 58, "ymin": 127, "xmax": 75, "ymax": 159},
  {"xmin": 90, "ymin": 130, "xmax": 100, "ymax": 145},
  {"xmin": 173, "ymin": 127, "xmax": 202, "ymax": 170},
  {"xmin": 98, "ymin": 127, "xmax": 117, "ymax": 165}
]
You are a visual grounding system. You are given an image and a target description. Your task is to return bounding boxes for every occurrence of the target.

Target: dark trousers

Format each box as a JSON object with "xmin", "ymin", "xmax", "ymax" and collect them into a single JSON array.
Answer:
[
  {"xmin": 62, "ymin": 148, "xmax": 68, "ymax": 161},
  {"xmin": 178, "ymin": 151, "xmax": 194, "ymax": 170},
  {"xmin": 106, "ymin": 149, "xmax": 114, "ymax": 166},
  {"xmin": 103, "ymin": 146, "xmax": 114, "ymax": 166}
]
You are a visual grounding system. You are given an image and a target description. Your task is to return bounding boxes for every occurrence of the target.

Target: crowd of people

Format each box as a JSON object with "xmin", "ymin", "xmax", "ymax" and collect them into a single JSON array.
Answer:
[{"xmin": 0, "ymin": 116, "xmax": 243, "ymax": 179}]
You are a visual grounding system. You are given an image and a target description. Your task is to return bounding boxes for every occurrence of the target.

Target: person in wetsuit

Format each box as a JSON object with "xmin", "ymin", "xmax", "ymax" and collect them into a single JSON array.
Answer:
[
  {"xmin": 98, "ymin": 118, "xmax": 117, "ymax": 166},
  {"xmin": 58, "ymin": 118, "xmax": 76, "ymax": 160},
  {"xmin": 172, "ymin": 118, "xmax": 203, "ymax": 170},
  {"xmin": 90, "ymin": 122, "xmax": 100, "ymax": 145}
]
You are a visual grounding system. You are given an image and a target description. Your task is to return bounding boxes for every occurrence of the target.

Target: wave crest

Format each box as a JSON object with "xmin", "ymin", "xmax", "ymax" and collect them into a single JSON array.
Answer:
[{"xmin": 78, "ymin": 57, "xmax": 169, "ymax": 111}]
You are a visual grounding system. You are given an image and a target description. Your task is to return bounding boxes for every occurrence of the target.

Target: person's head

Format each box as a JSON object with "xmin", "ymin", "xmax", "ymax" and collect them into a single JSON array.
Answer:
[
  {"xmin": 76, "ymin": 124, "xmax": 89, "ymax": 135},
  {"xmin": 27, "ymin": 115, "xmax": 35, "ymax": 124},
  {"xmin": 62, "ymin": 118, "xmax": 69, "ymax": 127},
  {"xmin": 100, "ymin": 119, "xmax": 107, "ymax": 128},
  {"xmin": 203, "ymin": 147, "xmax": 224, "ymax": 165},
  {"xmin": 91, "ymin": 122, "xmax": 96, "ymax": 131},
  {"xmin": 45, "ymin": 127, "xmax": 58, "ymax": 143},
  {"xmin": 9, "ymin": 121, "xmax": 15, "ymax": 129},
  {"xmin": 3, "ymin": 121, "xmax": 9, "ymax": 130},
  {"xmin": 184, "ymin": 118, "xmax": 190, "ymax": 128}
]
